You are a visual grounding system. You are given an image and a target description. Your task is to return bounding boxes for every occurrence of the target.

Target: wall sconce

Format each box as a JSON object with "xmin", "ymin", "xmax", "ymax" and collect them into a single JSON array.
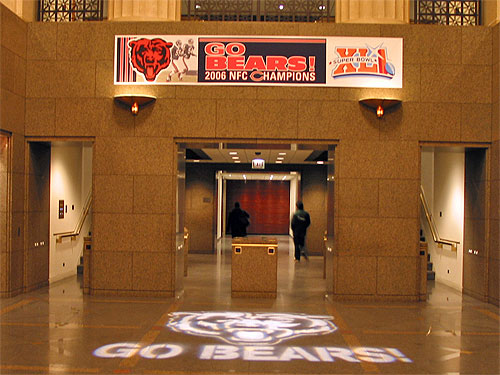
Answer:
[
  {"xmin": 114, "ymin": 95, "xmax": 156, "ymax": 115},
  {"xmin": 359, "ymin": 98, "xmax": 402, "ymax": 119}
]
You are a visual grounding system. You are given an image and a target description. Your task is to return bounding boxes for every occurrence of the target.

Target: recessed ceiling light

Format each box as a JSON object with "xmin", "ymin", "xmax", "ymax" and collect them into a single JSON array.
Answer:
[
  {"xmin": 229, "ymin": 151, "xmax": 238, "ymax": 155},
  {"xmin": 232, "ymin": 156, "xmax": 239, "ymax": 159},
  {"xmin": 234, "ymin": 160, "xmax": 241, "ymax": 163},
  {"xmin": 277, "ymin": 157, "xmax": 284, "ymax": 160},
  {"xmin": 278, "ymin": 152, "xmax": 286, "ymax": 155},
  {"xmin": 276, "ymin": 160, "xmax": 283, "ymax": 164},
  {"xmin": 317, "ymin": 161, "xmax": 324, "ymax": 164}
]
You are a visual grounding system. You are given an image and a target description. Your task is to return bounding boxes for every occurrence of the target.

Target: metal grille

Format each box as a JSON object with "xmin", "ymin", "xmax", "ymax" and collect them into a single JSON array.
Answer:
[
  {"xmin": 414, "ymin": 0, "xmax": 481, "ymax": 25},
  {"xmin": 182, "ymin": 0, "xmax": 333, "ymax": 22},
  {"xmin": 39, "ymin": 0, "xmax": 104, "ymax": 22}
]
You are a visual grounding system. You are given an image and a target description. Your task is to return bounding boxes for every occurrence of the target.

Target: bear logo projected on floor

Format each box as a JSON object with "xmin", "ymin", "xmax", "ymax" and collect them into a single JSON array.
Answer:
[{"xmin": 166, "ymin": 311, "xmax": 337, "ymax": 345}]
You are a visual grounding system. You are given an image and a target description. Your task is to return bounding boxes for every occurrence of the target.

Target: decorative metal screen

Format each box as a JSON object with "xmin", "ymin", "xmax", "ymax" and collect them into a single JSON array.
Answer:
[
  {"xmin": 182, "ymin": 0, "xmax": 333, "ymax": 22},
  {"xmin": 39, "ymin": 0, "xmax": 104, "ymax": 22},
  {"xmin": 414, "ymin": 0, "xmax": 481, "ymax": 25}
]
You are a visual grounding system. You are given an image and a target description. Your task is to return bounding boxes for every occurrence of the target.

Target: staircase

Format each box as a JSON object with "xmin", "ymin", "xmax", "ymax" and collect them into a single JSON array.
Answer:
[
  {"xmin": 427, "ymin": 253, "xmax": 435, "ymax": 280},
  {"xmin": 421, "ymin": 230, "xmax": 435, "ymax": 281}
]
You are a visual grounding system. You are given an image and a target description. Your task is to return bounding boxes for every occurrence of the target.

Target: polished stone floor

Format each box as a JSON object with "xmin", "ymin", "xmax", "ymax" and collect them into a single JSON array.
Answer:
[{"xmin": 1, "ymin": 236, "xmax": 499, "ymax": 374}]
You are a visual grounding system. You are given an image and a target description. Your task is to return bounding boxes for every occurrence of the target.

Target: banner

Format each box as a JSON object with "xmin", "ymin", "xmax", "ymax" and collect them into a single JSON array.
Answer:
[{"xmin": 114, "ymin": 35, "xmax": 402, "ymax": 88}]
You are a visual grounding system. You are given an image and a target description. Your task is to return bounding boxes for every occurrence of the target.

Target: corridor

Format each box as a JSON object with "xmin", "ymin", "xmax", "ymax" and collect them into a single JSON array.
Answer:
[{"xmin": 0, "ymin": 236, "xmax": 498, "ymax": 374}]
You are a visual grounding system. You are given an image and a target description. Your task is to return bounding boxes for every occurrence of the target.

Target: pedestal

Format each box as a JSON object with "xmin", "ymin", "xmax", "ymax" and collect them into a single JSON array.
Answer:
[{"xmin": 231, "ymin": 237, "xmax": 278, "ymax": 298}]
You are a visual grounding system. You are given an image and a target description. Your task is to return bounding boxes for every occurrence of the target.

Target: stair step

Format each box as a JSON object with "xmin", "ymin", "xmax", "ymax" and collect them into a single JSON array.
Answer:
[
  {"xmin": 77, "ymin": 264, "xmax": 84, "ymax": 274},
  {"xmin": 427, "ymin": 262, "xmax": 433, "ymax": 271},
  {"xmin": 427, "ymin": 270, "xmax": 435, "ymax": 280}
]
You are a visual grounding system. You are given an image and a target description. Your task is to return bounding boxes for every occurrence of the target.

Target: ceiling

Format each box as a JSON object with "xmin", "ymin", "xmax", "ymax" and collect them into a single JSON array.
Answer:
[{"xmin": 186, "ymin": 146, "xmax": 328, "ymax": 165}]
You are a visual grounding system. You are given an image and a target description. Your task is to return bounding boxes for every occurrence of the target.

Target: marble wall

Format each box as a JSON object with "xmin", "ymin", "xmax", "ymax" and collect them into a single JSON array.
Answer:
[
  {"xmin": 1, "ymin": 3, "xmax": 497, "ymax": 300},
  {"xmin": 489, "ymin": 23, "xmax": 499, "ymax": 306},
  {"xmin": 0, "ymin": 4, "xmax": 26, "ymax": 297}
]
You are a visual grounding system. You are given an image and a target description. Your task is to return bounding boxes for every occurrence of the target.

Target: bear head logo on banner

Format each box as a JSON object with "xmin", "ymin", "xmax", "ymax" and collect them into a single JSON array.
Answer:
[{"xmin": 129, "ymin": 38, "xmax": 173, "ymax": 82}]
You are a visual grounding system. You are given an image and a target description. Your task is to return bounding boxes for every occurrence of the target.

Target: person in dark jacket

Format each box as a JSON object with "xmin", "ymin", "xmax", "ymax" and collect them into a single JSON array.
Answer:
[
  {"xmin": 291, "ymin": 201, "xmax": 311, "ymax": 262},
  {"xmin": 227, "ymin": 202, "xmax": 250, "ymax": 238}
]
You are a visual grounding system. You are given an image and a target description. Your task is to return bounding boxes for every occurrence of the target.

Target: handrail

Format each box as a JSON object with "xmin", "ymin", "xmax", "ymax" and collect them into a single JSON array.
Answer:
[
  {"xmin": 419, "ymin": 185, "xmax": 459, "ymax": 251},
  {"xmin": 54, "ymin": 191, "xmax": 92, "ymax": 241}
]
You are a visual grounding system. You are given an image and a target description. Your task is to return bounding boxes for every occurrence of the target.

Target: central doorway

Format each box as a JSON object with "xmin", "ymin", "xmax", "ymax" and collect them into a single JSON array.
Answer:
[{"xmin": 176, "ymin": 141, "xmax": 336, "ymax": 298}]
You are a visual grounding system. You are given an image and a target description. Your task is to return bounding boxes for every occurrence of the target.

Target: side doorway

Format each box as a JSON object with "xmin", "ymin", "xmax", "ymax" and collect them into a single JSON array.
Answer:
[{"xmin": 25, "ymin": 140, "xmax": 93, "ymax": 292}]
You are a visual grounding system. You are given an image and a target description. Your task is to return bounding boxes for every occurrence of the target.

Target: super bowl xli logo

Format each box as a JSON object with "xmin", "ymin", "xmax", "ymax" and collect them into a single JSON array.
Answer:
[
  {"xmin": 93, "ymin": 311, "xmax": 413, "ymax": 363},
  {"xmin": 331, "ymin": 43, "xmax": 396, "ymax": 80}
]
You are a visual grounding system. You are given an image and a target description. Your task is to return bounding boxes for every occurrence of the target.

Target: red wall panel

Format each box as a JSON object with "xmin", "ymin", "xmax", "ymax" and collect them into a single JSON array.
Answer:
[{"xmin": 226, "ymin": 180, "xmax": 290, "ymax": 235}]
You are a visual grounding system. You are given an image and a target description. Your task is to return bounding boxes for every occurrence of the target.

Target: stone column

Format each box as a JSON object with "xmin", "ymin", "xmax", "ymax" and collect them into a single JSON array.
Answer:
[
  {"xmin": 335, "ymin": 0, "xmax": 409, "ymax": 24},
  {"xmin": 108, "ymin": 0, "xmax": 181, "ymax": 21}
]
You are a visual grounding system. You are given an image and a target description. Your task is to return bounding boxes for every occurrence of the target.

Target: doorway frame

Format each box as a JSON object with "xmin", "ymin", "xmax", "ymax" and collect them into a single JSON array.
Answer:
[
  {"xmin": 24, "ymin": 136, "xmax": 95, "ymax": 292},
  {"xmin": 419, "ymin": 141, "xmax": 491, "ymax": 300}
]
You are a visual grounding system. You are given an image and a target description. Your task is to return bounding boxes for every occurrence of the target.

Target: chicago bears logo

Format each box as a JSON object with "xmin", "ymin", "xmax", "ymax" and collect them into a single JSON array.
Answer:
[
  {"xmin": 129, "ymin": 38, "xmax": 173, "ymax": 82},
  {"xmin": 167, "ymin": 311, "xmax": 337, "ymax": 345}
]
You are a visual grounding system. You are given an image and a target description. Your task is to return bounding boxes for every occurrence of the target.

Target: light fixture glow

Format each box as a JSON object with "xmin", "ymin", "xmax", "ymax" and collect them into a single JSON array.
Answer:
[
  {"xmin": 359, "ymin": 98, "xmax": 401, "ymax": 119},
  {"xmin": 114, "ymin": 95, "xmax": 156, "ymax": 116},
  {"xmin": 376, "ymin": 105, "xmax": 384, "ymax": 118}
]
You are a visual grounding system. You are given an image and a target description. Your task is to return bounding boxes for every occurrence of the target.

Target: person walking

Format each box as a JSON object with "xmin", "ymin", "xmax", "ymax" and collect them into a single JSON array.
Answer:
[
  {"xmin": 227, "ymin": 202, "xmax": 250, "ymax": 238},
  {"xmin": 291, "ymin": 201, "xmax": 310, "ymax": 262}
]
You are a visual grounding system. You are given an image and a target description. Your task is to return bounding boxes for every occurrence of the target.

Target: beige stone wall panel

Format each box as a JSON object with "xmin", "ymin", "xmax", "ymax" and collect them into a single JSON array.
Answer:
[
  {"xmin": 11, "ymin": 212, "xmax": 24, "ymax": 253},
  {"xmin": 133, "ymin": 174, "xmax": 174, "ymax": 214},
  {"xmin": 490, "ymin": 219, "xmax": 499, "ymax": 261},
  {"xmin": 463, "ymin": 254, "xmax": 486, "ymax": 297},
  {"xmin": 461, "ymin": 103, "xmax": 492, "ymax": 142},
  {"xmin": 257, "ymin": 86, "xmax": 339, "ymax": 101},
  {"xmin": 337, "ymin": 140, "xmax": 419, "ymax": 179},
  {"xmin": 335, "ymin": 256, "xmax": 377, "ymax": 295},
  {"xmin": 10, "ymin": 172, "xmax": 24, "ymax": 214},
  {"xmin": 377, "ymin": 256, "xmax": 417, "ymax": 296},
  {"xmin": 26, "ymin": 60, "xmax": 95, "ymax": 98},
  {"xmin": 25, "ymin": 247, "xmax": 48, "ymax": 288},
  {"xmin": 381, "ymin": 25, "xmax": 460, "ymax": 65},
  {"xmin": 25, "ymin": 98, "xmax": 56, "ymax": 136},
  {"xmin": 11, "ymin": 134, "xmax": 25, "ymax": 174},
  {"xmin": 421, "ymin": 64, "xmax": 491, "ymax": 104},
  {"xmin": 132, "ymin": 252, "xmax": 172, "ymax": 291},
  {"xmin": 298, "ymin": 23, "xmax": 381, "ymax": 37},
  {"xmin": 177, "ymin": 86, "xmax": 258, "ymax": 100},
  {"xmin": 91, "ymin": 250, "xmax": 132, "ymax": 290},
  {"xmin": 56, "ymin": 23, "xmax": 99, "ymax": 61},
  {"xmin": 1, "ymin": 89, "xmax": 24, "ymax": 134},
  {"xmin": 216, "ymin": 100, "xmax": 298, "ymax": 139},
  {"xmin": 93, "ymin": 213, "xmax": 135, "ymax": 252},
  {"xmin": 136, "ymin": 21, "xmax": 218, "ymax": 36},
  {"xmin": 94, "ymin": 137, "xmax": 173, "ymax": 175},
  {"xmin": 462, "ymin": 27, "xmax": 492, "ymax": 66},
  {"xmin": 55, "ymin": 98, "xmax": 133, "ymax": 137},
  {"xmin": 215, "ymin": 21, "xmax": 299, "ymax": 37},
  {"xmin": 1, "ymin": 4, "xmax": 26, "ymax": 58},
  {"xmin": 93, "ymin": 175, "xmax": 134, "ymax": 214},
  {"xmin": 337, "ymin": 178, "xmax": 379, "ymax": 217},
  {"xmin": 93, "ymin": 213, "xmax": 172, "ymax": 252},
  {"xmin": 1, "ymin": 46, "xmax": 26, "ymax": 97},
  {"xmin": 135, "ymin": 98, "xmax": 217, "ymax": 138},
  {"xmin": 27, "ymin": 22, "xmax": 57, "ymax": 61},
  {"xmin": 488, "ymin": 258, "xmax": 499, "ymax": 305},
  {"xmin": 9, "ymin": 248, "xmax": 24, "ymax": 292},
  {"xmin": 297, "ymin": 101, "xmax": 379, "ymax": 140},
  {"xmin": 337, "ymin": 217, "xmax": 418, "ymax": 257},
  {"xmin": 378, "ymin": 179, "xmax": 419, "ymax": 218}
]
